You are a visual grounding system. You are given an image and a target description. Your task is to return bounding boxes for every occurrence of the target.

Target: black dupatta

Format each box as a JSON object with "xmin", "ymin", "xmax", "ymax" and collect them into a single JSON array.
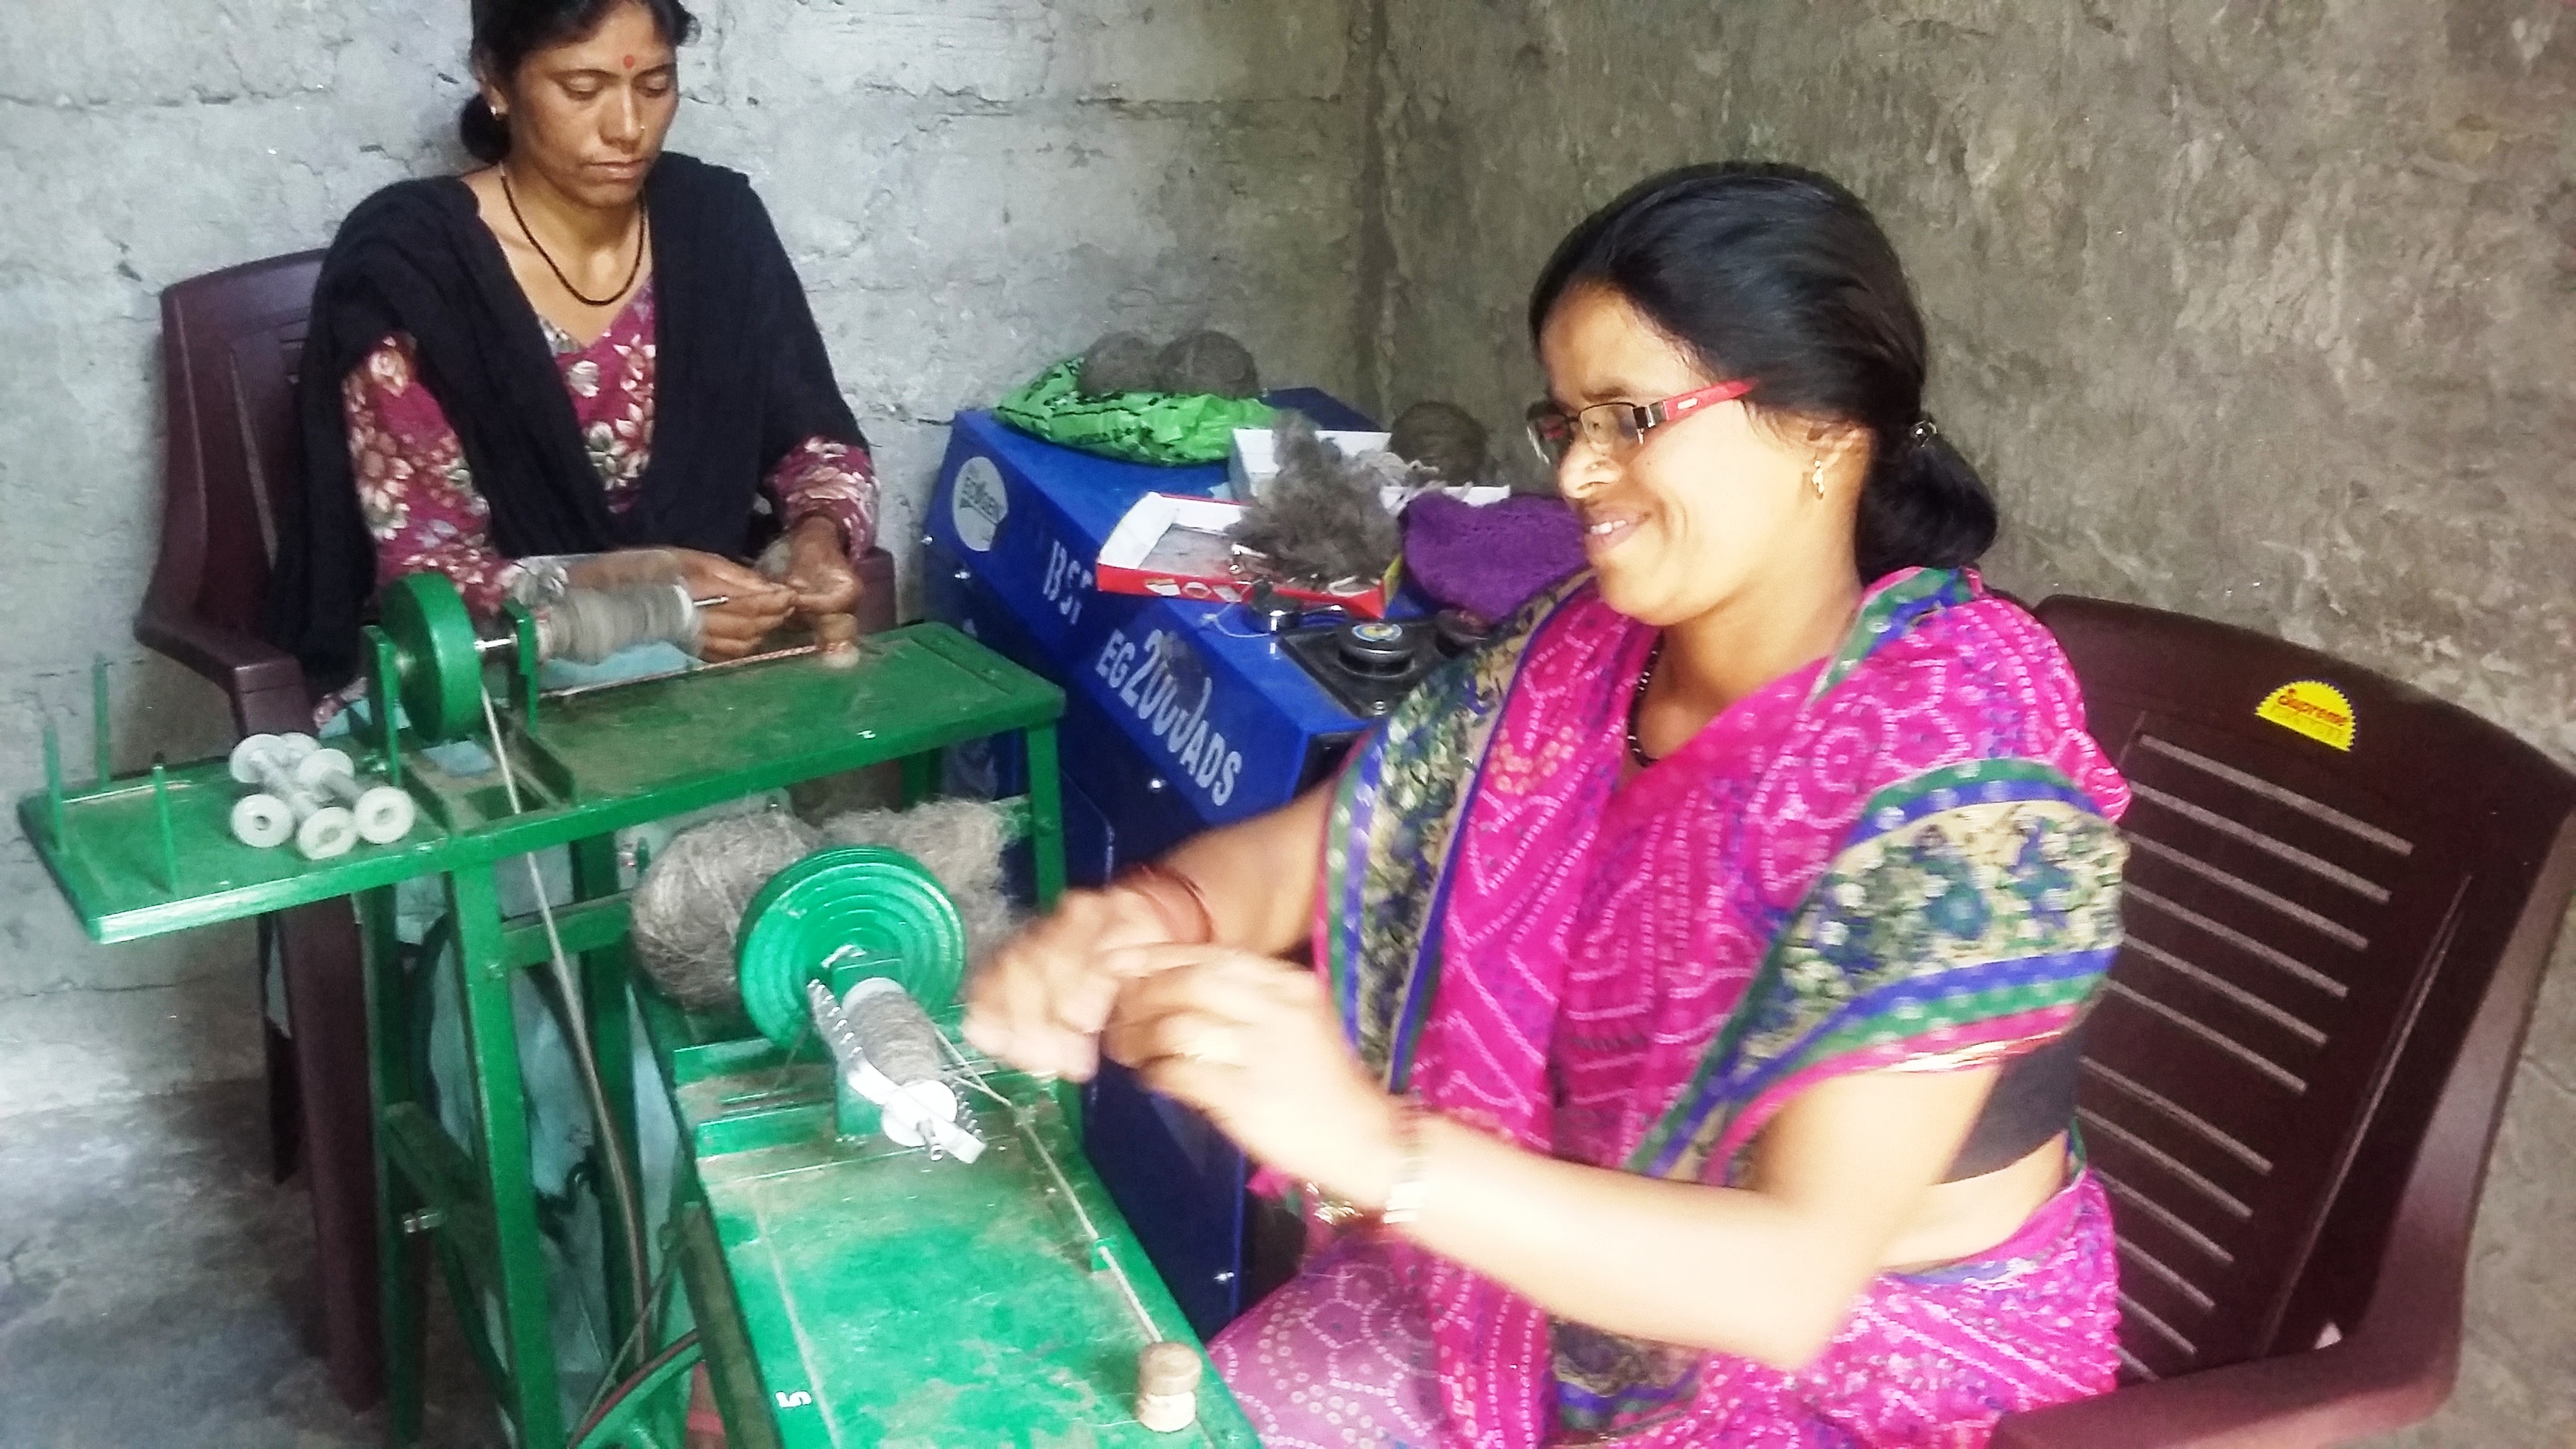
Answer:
[{"xmin": 266, "ymin": 152, "xmax": 865, "ymax": 691}]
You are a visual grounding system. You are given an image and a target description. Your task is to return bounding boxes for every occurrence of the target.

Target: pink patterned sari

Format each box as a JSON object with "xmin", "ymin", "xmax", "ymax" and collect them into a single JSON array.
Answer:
[{"xmin": 1211, "ymin": 568, "xmax": 2132, "ymax": 1446}]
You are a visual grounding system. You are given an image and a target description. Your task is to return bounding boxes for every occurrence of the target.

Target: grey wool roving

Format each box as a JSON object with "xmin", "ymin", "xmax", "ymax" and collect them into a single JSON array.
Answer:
[
  {"xmin": 627, "ymin": 799, "xmax": 1022, "ymax": 1013},
  {"xmin": 1073, "ymin": 328, "xmax": 1262, "ymax": 400},
  {"xmin": 1155, "ymin": 330, "xmax": 1261, "ymax": 399},
  {"xmin": 1387, "ymin": 401, "xmax": 1490, "ymax": 486},
  {"xmin": 819, "ymin": 798, "xmax": 1020, "ymax": 968},
  {"xmin": 1227, "ymin": 411, "xmax": 1403, "ymax": 587}
]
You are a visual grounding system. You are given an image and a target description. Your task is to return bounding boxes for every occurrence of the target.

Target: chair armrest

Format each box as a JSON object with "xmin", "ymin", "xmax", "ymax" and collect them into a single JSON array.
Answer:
[
  {"xmin": 1990, "ymin": 1331, "xmax": 2451, "ymax": 1449},
  {"xmin": 133, "ymin": 607, "xmax": 309, "ymax": 733},
  {"xmin": 853, "ymin": 546, "xmax": 897, "ymax": 636}
]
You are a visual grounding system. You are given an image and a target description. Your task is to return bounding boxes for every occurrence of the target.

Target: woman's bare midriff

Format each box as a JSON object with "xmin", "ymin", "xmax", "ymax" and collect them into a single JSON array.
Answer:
[{"xmin": 1875, "ymin": 1131, "xmax": 2071, "ymax": 1273}]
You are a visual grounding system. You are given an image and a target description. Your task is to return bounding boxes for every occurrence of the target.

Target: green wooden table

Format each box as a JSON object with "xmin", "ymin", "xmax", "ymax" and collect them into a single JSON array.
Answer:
[
  {"xmin": 18, "ymin": 624, "xmax": 1244, "ymax": 1447},
  {"xmin": 639, "ymin": 997, "xmax": 1260, "ymax": 1448}
]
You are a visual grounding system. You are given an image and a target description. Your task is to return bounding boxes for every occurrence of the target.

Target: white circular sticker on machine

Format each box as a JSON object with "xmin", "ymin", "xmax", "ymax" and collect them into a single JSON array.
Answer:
[{"xmin": 951, "ymin": 455, "xmax": 1007, "ymax": 553}]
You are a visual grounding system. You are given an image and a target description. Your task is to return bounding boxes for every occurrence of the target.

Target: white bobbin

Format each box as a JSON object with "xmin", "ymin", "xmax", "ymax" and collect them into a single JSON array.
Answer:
[
  {"xmin": 294, "ymin": 747, "xmax": 417, "ymax": 846},
  {"xmin": 227, "ymin": 733, "xmax": 361, "ymax": 859},
  {"xmin": 229, "ymin": 793, "xmax": 297, "ymax": 849}
]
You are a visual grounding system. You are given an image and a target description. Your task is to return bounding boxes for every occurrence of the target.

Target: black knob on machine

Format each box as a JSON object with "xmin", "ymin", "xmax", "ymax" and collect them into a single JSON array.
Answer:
[
  {"xmin": 1335, "ymin": 620, "xmax": 1417, "ymax": 676},
  {"xmin": 1432, "ymin": 609, "xmax": 1492, "ymax": 658},
  {"xmin": 1246, "ymin": 582, "xmax": 1301, "ymax": 635}
]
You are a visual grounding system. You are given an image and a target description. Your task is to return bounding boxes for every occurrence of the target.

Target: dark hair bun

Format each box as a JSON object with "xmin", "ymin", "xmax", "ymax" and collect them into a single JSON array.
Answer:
[{"xmin": 458, "ymin": 95, "xmax": 510, "ymax": 164}]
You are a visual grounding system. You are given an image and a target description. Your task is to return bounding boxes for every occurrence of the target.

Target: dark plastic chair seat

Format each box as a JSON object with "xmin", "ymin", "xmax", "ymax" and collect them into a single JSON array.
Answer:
[
  {"xmin": 1990, "ymin": 596, "xmax": 2576, "ymax": 1447},
  {"xmin": 144, "ymin": 251, "xmax": 897, "ymax": 1409}
]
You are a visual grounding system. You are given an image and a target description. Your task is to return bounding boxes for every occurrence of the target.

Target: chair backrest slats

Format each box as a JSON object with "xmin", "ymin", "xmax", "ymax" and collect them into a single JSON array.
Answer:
[
  {"xmin": 2037, "ymin": 596, "xmax": 2576, "ymax": 1383},
  {"xmin": 157, "ymin": 252, "xmax": 324, "ymax": 641}
]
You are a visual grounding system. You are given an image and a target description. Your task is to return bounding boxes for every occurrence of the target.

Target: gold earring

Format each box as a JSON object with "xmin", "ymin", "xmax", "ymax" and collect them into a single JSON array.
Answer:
[{"xmin": 1809, "ymin": 457, "xmax": 1826, "ymax": 499}]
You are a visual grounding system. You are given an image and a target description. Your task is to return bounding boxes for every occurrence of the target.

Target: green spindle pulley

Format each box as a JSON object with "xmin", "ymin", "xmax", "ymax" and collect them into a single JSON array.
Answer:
[
  {"xmin": 377, "ymin": 571, "xmax": 487, "ymax": 744},
  {"xmin": 735, "ymin": 845, "xmax": 968, "ymax": 1050}
]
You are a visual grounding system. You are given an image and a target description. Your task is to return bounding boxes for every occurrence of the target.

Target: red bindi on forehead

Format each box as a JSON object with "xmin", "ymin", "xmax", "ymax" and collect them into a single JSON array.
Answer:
[{"xmin": 623, "ymin": 54, "xmax": 636, "ymax": 69}]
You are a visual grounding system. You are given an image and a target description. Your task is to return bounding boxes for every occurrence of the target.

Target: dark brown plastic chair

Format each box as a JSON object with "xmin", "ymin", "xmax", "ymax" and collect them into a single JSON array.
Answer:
[
  {"xmin": 142, "ymin": 253, "xmax": 898, "ymax": 1409},
  {"xmin": 1991, "ymin": 597, "xmax": 2576, "ymax": 1447},
  {"xmin": 143, "ymin": 250, "xmax": 395, "ymax": 1410}
]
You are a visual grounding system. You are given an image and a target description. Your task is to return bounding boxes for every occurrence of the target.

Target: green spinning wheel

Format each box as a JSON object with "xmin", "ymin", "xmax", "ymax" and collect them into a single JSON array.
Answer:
[
  {"xmin": 735, "ymin": 845, "xmax": 968, "ymax": 1049},
  {"xmin": 377, "ymin": 571, "xmax": 487, "ymax": 744}
]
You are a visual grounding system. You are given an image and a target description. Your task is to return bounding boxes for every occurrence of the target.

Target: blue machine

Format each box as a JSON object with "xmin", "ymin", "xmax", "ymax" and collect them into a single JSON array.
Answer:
[{"xmin": 923, "ymin": 393, "xmax": 1399, "ymax": 1336}]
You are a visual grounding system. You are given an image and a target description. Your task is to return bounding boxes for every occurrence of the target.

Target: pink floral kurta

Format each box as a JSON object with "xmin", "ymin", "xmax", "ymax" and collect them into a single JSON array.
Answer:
[{"xmin": 343, "ymin": 279, "xmax": 878, "ymax": 615}]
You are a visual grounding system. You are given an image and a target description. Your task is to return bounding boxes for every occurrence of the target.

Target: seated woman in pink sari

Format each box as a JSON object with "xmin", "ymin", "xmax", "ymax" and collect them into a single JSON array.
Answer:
[{"xmin": 966, "ymin": 163, "xmax": 2131, "ymax": 1447}]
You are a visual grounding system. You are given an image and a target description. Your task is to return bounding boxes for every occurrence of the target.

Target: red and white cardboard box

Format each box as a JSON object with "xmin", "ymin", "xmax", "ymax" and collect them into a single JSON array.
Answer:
[{"xmin": 1095, "ymin": 492, "xmax": 1396, "ymax": 619}]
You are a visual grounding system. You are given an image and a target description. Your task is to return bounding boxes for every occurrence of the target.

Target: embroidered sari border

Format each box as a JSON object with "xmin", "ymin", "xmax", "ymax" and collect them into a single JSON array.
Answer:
[
  {"xmin": 1643, "ymin": 952, "xmax": 2111, "ymax": 1178},
  {"xmin": 1627, "ymin": 769, "xmax": 2126, "ymax": 1178},
  {"xmin": 1809, "ymin": 566, "xmax": 1979, "ymax": 702},
  {"xmin": 1323, "ymin": 578, "xmax": 1589, "ymax": 1090}
]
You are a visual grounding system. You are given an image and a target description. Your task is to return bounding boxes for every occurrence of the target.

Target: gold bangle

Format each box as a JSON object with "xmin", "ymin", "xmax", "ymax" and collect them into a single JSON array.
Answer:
[{"xmin": 1382, "ymin": 1096, "xmax": 1432, "ymax": 1227}]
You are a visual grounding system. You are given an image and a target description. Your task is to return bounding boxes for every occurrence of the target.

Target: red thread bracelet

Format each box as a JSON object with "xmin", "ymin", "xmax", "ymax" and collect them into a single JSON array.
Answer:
[{"xmin": 1114, "ymin": 860, "xmax": 1217, "ymax": 945}]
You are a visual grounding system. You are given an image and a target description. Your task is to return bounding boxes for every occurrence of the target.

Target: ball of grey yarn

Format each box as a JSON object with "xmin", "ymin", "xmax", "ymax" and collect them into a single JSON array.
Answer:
[
  {"xmin": 1388, "ymin": 401, "xmax": 1490, "ymax": 486},
  {"xmin": 1156, "ymin": 330, "xmax": 1261, "ymax": 399},
  {"xmin": 629, "ymin": 813, "xmax": 822, "ymax": 1010},
  {"xmin": 1077, "ymin": 331, "xmax": 1166, "ymax": 399}
]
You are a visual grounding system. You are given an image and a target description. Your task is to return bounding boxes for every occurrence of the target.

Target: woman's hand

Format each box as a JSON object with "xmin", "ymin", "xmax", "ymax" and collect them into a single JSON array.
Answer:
[
  {"xmin": 961, "ymin": 887, "xmax": 1192, "ymax": 1082},
  {"xmin": 780, "ymin": 515, "xmax": 861, "ymax": 618},
  {"xmin": 671, "ymin": 549, "xmax": 795, "ymax": 661},
  {"xmin": 1099, "ymin": 945, "xmax": 1399, "ymax": 1200}
]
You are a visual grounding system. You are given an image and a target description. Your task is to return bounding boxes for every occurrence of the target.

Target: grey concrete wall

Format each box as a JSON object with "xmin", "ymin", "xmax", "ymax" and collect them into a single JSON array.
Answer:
[
  {"xmin": 6, "ymin": 0, "xmax": 2571, "ymax": 1435},
  {"xmin": 1365, "ymin": 2, "xmax": 2574, "ymax": 1443},
  {"xmin": 0, "ymin": 0, "xmax": 1367, "ymax": 1119}
]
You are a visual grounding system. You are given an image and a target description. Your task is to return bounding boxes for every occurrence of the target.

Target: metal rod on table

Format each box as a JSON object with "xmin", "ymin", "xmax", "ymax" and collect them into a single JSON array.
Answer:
[
  {"xmin": 538, "ymin": 642, "xmax": 822, "ymax": 702},
  {"xmin": 935, "ymin": 1034, "xmax": 1162, "ymax": 1342}
]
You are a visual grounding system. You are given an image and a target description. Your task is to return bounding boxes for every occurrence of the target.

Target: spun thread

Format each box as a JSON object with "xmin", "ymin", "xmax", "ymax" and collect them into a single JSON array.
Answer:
[
  {"xmin": 841, "ymin": 978, "xmax": 945, "ymax": 1087},
  {"xmin": 537, "ymin": 582, "xmax": 701, "ymax": 665}
]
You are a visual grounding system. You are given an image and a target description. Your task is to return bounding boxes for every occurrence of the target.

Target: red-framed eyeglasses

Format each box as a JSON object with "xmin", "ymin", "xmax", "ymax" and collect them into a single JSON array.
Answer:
[{"xmin": 1523, "ymin": 377, "xmax": 1756, "ymax": 466}]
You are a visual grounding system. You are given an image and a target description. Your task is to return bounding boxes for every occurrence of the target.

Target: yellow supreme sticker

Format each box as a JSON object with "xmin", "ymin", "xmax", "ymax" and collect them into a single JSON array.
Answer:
[{"xmin": 2256, "ymin": 680, "xmax": 2356, "ymax": 752}]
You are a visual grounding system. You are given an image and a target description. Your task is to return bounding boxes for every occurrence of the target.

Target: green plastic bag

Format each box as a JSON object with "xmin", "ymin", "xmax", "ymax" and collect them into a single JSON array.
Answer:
[{"xmin": 992, "ymin": 358, "xmax": 1275, "ymax": 466}]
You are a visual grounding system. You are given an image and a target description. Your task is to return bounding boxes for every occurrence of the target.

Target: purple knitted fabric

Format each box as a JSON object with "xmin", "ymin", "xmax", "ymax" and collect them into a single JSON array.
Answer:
[{"xmin": 1402, "ymin": 493, "xmax": 1587, "ymax": 623}]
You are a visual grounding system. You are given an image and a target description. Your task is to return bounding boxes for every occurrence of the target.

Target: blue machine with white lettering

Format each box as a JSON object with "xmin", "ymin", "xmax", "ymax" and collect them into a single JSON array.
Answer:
[{"xmin": 923, "ymin": 392, "xmax": 1432, "ymax": 1335}]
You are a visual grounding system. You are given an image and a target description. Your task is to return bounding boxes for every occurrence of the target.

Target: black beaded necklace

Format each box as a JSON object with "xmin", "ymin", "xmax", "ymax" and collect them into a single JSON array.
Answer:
[
  {"xmin": 1625, "ymin": 635, "xmax": 1666, "ymax": 769},
  {"xmin": 500, "ymin": 166, "xmax": 649, "ymax": 309}
]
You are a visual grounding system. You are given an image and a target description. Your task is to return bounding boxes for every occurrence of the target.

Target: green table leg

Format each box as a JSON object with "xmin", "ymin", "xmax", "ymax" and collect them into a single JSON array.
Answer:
[
  {"xmin": 570, "ymin": 833, "xmax": 642, "ymax": 1357},
  {"xmin": 361, "ymin": 885, "xmax": 424, "ymax": 1448},
  {"xmin": 1024, "ymin": 724, "xmax": 1065, "ymax": 909},
  {"xmin": 451, "ymin": 863, "xmax": 568, "ymax": 1447},
  {"xmin": 897, "ymin": 751, "xmax": 939, "ymax": 809},
  {"xmin": 674, "ymin": 1198, "xmax": 785, "ymax": 1449}
]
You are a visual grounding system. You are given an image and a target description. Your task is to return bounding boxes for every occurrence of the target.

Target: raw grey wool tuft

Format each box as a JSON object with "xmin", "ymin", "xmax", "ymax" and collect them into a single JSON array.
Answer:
[
  {"xmin": 1227, "ymin": 411, "xmax": 1403, "ymax": 586},
  {"xmin": 1155, "ymin": 330, "xmax": 1262, "ymax": 399},
  {"xmin": 630, "ymin": 799, "xmax": 1024, "ymax": 1013},
  {"xmin": 1077, "ymin": 331, "xmax": 1166, "ymax": 399},
  {"xmin": 629, "ymin": 812, "xmax": 823, "ymax": 1009},
  {"xmin": 1387, "ymin": 401, "xmax": 1490, "ymax": 486}
]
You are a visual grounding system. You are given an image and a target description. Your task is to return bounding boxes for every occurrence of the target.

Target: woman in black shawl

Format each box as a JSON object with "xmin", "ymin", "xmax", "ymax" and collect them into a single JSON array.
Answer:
[{"xmin": 270, "ymin": 0, "xmax": 876, "ymax": 699}]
